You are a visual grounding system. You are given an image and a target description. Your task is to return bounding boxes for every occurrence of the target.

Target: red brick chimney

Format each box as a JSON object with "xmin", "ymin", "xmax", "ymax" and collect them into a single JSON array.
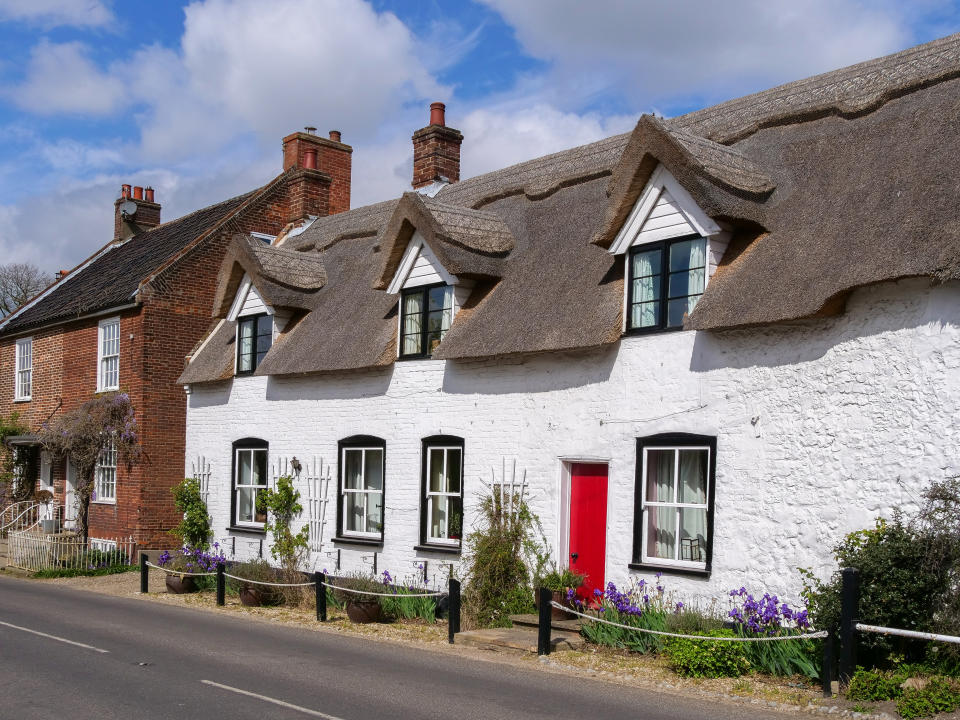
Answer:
[
  {"xmin": 281, "ymin": 127, "xmax": 352, "ymax": 217},
  {"xmin": 412, "ymin": 102, "xmax": 463, "ymax": 190},
  {"xmin": 114, "ymin": 184, "xmax": 161, "ymax": 241}
]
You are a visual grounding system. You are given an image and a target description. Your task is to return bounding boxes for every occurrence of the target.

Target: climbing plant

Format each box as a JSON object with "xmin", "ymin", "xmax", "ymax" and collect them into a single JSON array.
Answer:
[
  {"xmin": 170, "ymin": 477, "xmax": 211, "ymax": 549},
  {"xmin": 0, "ymin": 412, "xmax": 30, "ymax": 502},
  {"xmin": 39, "ymin": 392, "xmax": 141, "ymax": 541}
]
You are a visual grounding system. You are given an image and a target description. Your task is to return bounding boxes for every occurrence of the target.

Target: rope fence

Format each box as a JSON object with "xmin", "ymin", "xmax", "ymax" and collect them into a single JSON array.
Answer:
[
  {"xmin": 549, "ymin": 601, "xmax": 828, "ymax": 642},
  {"xmin": 144, "ymin": 561, "xmax": 216, "ymax": 577},
  {"xmin": 321, "ymin": 581, "xmax": 445, "ymax": 598},
  {"xmin": 222, "ymin": 572, "xmax": 315, "ymax": 588}
]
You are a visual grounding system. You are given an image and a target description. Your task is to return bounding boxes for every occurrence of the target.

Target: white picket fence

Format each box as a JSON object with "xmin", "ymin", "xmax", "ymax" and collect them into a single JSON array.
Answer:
[{"xmin": 8, "ymin": 531, "xmax": 136, "ymax": 572}]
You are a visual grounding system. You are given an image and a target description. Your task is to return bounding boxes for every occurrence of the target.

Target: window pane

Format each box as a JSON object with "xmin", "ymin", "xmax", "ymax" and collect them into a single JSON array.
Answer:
[
  {"xmin": 365, "ymin": 449, "xmax": 383, "ymax": 491},
  {"xmin": 344, "ymin": 449, "xmax": 362, "ymax": 490},
  {"xmin": 632, "ymin": 248, "xmax": 661, "ymax": 278},
  {"xmin": 646, "ymin": 507, "xmax": 676, "ymax": 560},
  {"xmin": 429, "ymin": 448, "xmax": 445, "ymax": 492},
  {"xmin": 237, "ymin": 487, "xmax": 254, "ymax": 523},
  {"xmin": 238, "ymin": 320, "xmax": 254, "ymax": 371},
  {"xmin": 679, "ymin": 508, "xmax": 707, "ymax": 562},
  {"xmin": 630, "ymin": 301, "xmax": 659, "ymax": 329},
  {"xmin": 366, "ymin": 491, "xmax": 383, "ymax": 533},
  {"xmin": 253, "ymin": 450, "xmax": 267, "ymax": 487},
  {"xmin": 254, "ymin": 488, "xmax": 267, "ymax": 523},
  {"xmin": 632, "ymin": 273, "xmax": 660, "ymax": 304},
  {"xmin": 645, "ymin": 449, "xmax": 675, "ymax": 502},
  {"xmin": 403, "ymin": 291, "xmax": 423, "ymax": 316},
  {"xmin": 255, "ymin": 316, "xmax": 273, "ymax": 360},
  {"xmin": 448, "ymin": 496, "xmax": 463, "ymax": 540},
  {"xmin": 429, "ymin": 496, "xmax": 446, "ymax": 539},
  {"xmin": 238, "ymin": 451, "xmax": 252, "ymax": 486},
  {"xmin": 344, "ymin": 492, "xmax": 362, "ymax": 532},
  {"xmin": 667, "ymin": 297, "xmax": 695, "ymax": 327},
  {"xmin": 678, "ymin": 450, "xmax": 708, "ymax": 504},
  {"xmin": 402, "ymin": 332, "xmax": 421, "ymax": 356},
  {"xmin": 446, "ymin": 448, "xmax": 461, "ymax": 494},
  {"xmin": 668, "ymin": 238, "xmax": 706, "ymax": 272},
  {"xmin": 428, "ymin": 285, "xmax": 452, "ymax": 312}
]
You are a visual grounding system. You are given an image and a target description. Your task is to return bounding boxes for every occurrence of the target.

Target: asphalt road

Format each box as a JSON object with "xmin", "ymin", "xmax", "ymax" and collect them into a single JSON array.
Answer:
[{"xmin": 0, "ymin": 575, "xmax": 790, "ymax": 720}]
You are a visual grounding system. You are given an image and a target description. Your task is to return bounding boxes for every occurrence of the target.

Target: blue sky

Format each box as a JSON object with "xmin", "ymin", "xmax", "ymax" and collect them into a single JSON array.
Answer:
[{"xmin": 0, "ymin": 0, "xmax": 958, "ymax": 272}]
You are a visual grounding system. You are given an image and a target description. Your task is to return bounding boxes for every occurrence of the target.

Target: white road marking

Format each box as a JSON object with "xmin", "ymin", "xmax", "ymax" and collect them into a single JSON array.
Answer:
[
  {"xmin": 201, "ymin": 680, "xmax": 348, "ymax": 719},
  {"xmin": 0, "ymin": 620, "xmax": 109, "ymax": 653}
]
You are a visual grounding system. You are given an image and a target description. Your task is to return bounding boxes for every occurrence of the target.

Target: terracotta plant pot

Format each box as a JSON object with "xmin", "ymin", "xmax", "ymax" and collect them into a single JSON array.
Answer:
[
  {"xmin": 534, "ymin": 589, "xmax": 578, "ymax": 620},
  {"xmin": 165, "ymin": 575, "xmax": 198, "ymax": 594},
  {"xmin": 345, "ymin": 599, "xmax": 383, "ymax": 623},
  {"xmin": 239, "ymin": 587, "xmax": 279, "ymax": 607}
]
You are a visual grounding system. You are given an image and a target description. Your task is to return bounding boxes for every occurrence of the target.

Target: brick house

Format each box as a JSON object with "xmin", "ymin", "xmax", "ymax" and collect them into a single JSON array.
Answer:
[{"xmin": 0, "ymin": 128, "xmax": 353, "ymax": 549}]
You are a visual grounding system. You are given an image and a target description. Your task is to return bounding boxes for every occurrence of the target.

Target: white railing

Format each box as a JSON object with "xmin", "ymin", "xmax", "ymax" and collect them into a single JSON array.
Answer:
[
  {"xmin": 856, "ymin": 623, "xmax": 960, "ymax": 646},
  {"xmin": 0, "ymin": 502, "xmax": 41, "ymax": 537},
  {"xmin": 8, "ymin": 531, "xmax": 136, "ymax": 572}
]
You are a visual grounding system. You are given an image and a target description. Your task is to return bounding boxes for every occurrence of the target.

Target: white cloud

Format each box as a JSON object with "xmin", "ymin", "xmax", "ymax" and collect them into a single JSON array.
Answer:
[
  {"xmin": 0, "ymin": 0, "xmax": 114, "ymax": 28},
  {"xmin": 478, "ymin": 0, "xmax": 911, "ymax": 109},
  {"xmin": 9, "ymin": 40, "xmax": 126, "ymax": 115}
]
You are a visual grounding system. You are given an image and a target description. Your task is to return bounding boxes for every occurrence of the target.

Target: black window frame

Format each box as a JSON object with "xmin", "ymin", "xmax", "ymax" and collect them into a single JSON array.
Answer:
[
  {"xmin": 334, "ymin": 435, "xmax": 386, "ymax": 547},
  {"xmin": 630, "ymin": 432, "xmax": 716, "ymax": 578},
  {"xmin": 399, "ymin": 282, "xmax": 453, "ymax": 359},
  {"xmin": 625, "ymin": 234, "xmax": 708, "ymax": 334},
  {"xmin": 229, "ymin": 437, "xmax": 269, "ymax": 533},
  {"xmin": 417, "ymin": 435, "xmax": 465, "ymax": 554},
  {"xmin": 236, "ymin": 313, "xmax": 273, "ymax": 375}
]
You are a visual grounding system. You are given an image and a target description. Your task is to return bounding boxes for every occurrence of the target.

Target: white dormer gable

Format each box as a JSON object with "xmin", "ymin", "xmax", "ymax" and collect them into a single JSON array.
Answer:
[
  {"xmin": 227, "ymin": 274, "xmax": 274, "ymax": 321},
  {"xmin": 608, "ymin": 165, "xmax": 723, "ymax": 255},
  {"xmin": 386, "ymin": 231, "xmax": 456, "ymax": 294}
]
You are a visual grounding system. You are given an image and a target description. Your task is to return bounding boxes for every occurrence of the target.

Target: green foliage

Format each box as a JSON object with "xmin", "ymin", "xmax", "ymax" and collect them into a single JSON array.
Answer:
[
  {"xmin": 38, "ymin": 392, "xmax": 141, "ymax": 540},
  {"xmin": 847, "ymin": 668, "xmax": 908, "ymax": 701},
  {"xmin": 258, "ymin": 475, "xmax": 309, "ymax": 572},
  {"xmin": 579, "ymin": 604, "xmax": 669, "ymax": 654},
  {"xmin": 378, "ymin": 572, "xmax": 438, "ymax": 623},
  {"xmin": 666, "ymin": 630, "xmax": 751, "ymax": 678},
  {"xmin": 897, "ymin": 677, "xmax": 960, "ymax": 719},
  {"xmin": 733, "ymin": 625, "xmax": 821, "ymax": 679},
  {"xmin": 802, "ymin": 514, "xmax": 953, "ymax": 666},
  {"xmin": 227, "ymin": 558, "xmax": 284, "ymax": 605},
  {"xmin": 535, "ymin": 567, "xmax": 585, "ymax": 592},
  {"xmin": 462, "ymin": 490, "xmax": 547, "ymax": 628},
  {"xmin": 170, "ymin": 478, "xmax": 211, "ymax": 549},
  {"xmin": 0, "ymin": 411, "xmax": 29, "ymax": 498},
  {"xmin": 33, "ymin": 564, "xmax": 137, "ymax": 579}
]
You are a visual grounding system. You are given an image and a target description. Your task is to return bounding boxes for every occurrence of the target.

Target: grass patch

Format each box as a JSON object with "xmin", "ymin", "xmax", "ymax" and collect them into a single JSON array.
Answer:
[{"xmin": 34, "ymin": 564, "xmax": 138, "ymax": 579}]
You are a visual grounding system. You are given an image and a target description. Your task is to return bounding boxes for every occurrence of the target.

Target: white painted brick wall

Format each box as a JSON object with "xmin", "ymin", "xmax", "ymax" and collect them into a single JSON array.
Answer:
[{"xmin": 185, "ymin": 278, "xmax": 960, "ymax": 603}]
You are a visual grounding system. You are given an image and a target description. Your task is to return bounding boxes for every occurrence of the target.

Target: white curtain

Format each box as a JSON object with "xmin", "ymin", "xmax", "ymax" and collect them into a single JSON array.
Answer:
[
  {"xmin": 631, "ymin": 251, "xmax": 658, "ymax": 328},
  {"xmin": 685, "ymin": 239, "xmax": 707, "ymax": 315},
  {"xmin": 678, "ymin": 450, "xmax": 707, "ymax": 561},
  {"xmin": 646, "ymin": 450, "xmax": 675, "ymax": 559}
]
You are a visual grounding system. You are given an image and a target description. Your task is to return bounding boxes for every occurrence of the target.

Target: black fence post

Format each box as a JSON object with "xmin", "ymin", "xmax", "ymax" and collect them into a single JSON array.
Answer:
[
  {"xmin": 216, "ymin": 563, "xmax": 225, "ymax": 606},
  {"xmin": 139, "ymin": 552, "xmax": 148, "ymax": 594},
  {"xmin": 537, "ymin": 587, "xmax": 552, "ymax": 656},
  {"xmin": 822, "ymin": 631, "xmax": 835, "ymax": 697},
  {"xmin": 839, "ymin": 567, "xmax": 860, "ymax": 684},
  {"xmin": 448, "ymin": 578, "xmax": 461, "ymax": 644},
  {"xmin": 316, "ymin": 572, "xmax": 327, "ymax": 622}
]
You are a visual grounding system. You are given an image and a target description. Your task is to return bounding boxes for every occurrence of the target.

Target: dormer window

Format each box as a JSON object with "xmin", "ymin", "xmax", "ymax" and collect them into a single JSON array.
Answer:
[
  {"xmin": 628, "ymin": 236, "xmax": 707, "ymax": 332},
  {"xmin": 237, "ymin": 314, "xmax": 272, "ymax": 374},
  {"xmin": 400, "ymin": 283, "xmax": 453, "ymax": 358}
]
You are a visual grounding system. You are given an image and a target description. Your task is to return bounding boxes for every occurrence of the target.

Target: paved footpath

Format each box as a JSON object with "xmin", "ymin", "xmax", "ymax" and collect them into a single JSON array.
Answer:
[{"xmin": 0, "ymin": 575, "xmax": 790, "ymax": 720}]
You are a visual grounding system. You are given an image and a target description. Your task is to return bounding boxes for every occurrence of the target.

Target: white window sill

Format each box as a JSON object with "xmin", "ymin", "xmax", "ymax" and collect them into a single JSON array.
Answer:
[
  {"xmin": 96, "ymin": 387, "xmax": 120, "ymax": 394},
  {"xmin": 91, "ymin": 499, "xmax": 117, "ymax": 505},
  {"xmin": 13, "ymin": 397, "xmax": 31, "ymax": 403}
]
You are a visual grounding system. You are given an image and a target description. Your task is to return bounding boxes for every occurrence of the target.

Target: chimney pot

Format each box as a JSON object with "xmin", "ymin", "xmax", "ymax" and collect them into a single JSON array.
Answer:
[
  {"xmin": 430, "ymin": 102, "xmax": 446, "ymax": 126},
  {"xmin": 144, "ymin": 187, "xmax": 155, "ymax": 203},
  {"xmin": 329, "ymin": 130, "xmax": 341, "ymax": 143},
  {"xmin": 303, "ymin": 148, "xmax": 318, "ymax": 170},
  {"xmin": 304, "ymin": 126, "xmax": 317, "ymax": 135},
  {"xmin": 121, "ymin": 184, "xmax": 131, "ymax": 199},
  {"xmin": 133, "ymin": 186, "xmax": 143, "ymax": 200}
]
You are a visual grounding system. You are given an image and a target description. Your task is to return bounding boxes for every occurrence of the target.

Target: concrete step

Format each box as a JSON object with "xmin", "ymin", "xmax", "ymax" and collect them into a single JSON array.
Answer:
[
  {"xmin": 509, "ymin": 613, "xmax": 583, "ymax": 633},
  {"xmin": 456, "ymin": 626, "xmax": 583, "ymax": 654}
]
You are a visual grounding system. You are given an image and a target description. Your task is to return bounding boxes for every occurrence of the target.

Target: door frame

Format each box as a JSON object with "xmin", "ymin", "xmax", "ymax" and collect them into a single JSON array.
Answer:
[
  {"xmin": 556, "ymin": 456, "xmax": 610, "ymax": 571},
  {"xmin": 64, "ymin": 459, "xmax": 78, "ymax": 528}
]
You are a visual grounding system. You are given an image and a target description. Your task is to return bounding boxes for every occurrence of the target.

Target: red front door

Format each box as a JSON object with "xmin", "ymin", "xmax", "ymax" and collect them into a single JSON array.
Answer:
[{"xmin": 569, "ymin": 463, "xmax": 608, "ymax": 600}]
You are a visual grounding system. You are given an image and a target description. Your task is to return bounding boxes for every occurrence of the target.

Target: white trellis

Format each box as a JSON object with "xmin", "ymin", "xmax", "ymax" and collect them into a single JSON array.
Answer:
[
  {"xmin": 481, "ymin": 457, "xmax": 529, "ymax": 519},
  {"xmin": 270, "ymin": 456, "xmax": 331, "ymax": 563},
  {"xmin": 190, "ymin": 455, "xmax": 212, "ymax": 508}
]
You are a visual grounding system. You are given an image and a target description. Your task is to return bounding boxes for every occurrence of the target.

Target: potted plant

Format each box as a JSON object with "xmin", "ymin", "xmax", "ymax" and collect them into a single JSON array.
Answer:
[
  {"xmin": 334, "ymin": 572, "xmax": 386, "ymax": 623},
  {"xmin": 157, "ymin": 545, "xmax": 225, "ymax": 594},
  {"xmin": 535, "ymin": 568, "xmax": 586, "ymax": 620},
  {"xmin": 229, "ymin": 558, "xmax": 284, "ymax": 607}
]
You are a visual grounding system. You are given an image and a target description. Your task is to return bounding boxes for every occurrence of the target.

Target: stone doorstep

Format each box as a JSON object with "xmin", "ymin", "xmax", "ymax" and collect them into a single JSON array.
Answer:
[
  {"xmin": 509, "ymin": 613, "xmax": 583, "ymax": 633},
  {"xmin": 456, "ymin": 626, "xmax": 584, "ymax": 654}
]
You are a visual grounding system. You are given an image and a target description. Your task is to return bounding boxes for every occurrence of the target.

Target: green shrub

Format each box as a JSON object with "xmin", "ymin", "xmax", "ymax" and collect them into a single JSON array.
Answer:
[
  {"xmin": 227, "ymin": 559, "xmax": 285, "ymax": 606},
  {"xmin": 666, "ymin": 630, "xmax": 750, "ymax": 678},
  {"xmin": 171, "ymin": 477, "xmax": 211, "ymax": 549},
  {"xmin": 897, "ymin": 677, "xmax": 960, "ymax": 719},
  {"xmin": 33, "ymin": 564, "xmax": 137, "ymax": 579},
  {"xmin": 847, "ymin": 668, "xmax": 907, "ymax": 701},
  {"xmin": 535, "ymin": 568, "xmax": 585, "ymax": 592}
]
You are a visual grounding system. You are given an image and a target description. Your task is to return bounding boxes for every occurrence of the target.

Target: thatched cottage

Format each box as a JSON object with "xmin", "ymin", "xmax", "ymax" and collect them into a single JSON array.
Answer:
[{"xmin": 178, "ymin": 35, "xmax": 960, "ymax": 600}]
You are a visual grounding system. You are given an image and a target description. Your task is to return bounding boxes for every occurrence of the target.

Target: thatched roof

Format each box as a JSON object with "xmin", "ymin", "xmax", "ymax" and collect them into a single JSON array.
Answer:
[{"xmin": 180, "ymin": 32, "xmax": 960, "ymax": 383}]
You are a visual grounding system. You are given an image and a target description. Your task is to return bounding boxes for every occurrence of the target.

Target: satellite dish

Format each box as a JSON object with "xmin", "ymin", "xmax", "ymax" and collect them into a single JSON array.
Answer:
[{"xmin": 120, "ymin": 200, "xmax": 138, "ymax": 218}]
